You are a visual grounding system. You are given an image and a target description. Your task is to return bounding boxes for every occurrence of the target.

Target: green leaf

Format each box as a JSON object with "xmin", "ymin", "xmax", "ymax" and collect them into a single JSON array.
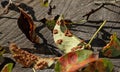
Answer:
[
  {"xmin": 46, "ymin": 19, "xmax": 56, "ymax": 31},
  {"xmin": 1, "ymin": 63, "xmax": 13, "ymax": 72},
  {"xmin": 82, "ymin": 58, "xmax": 113, "ymax": 72},
  {"xmin": 53, "ymin": 16, "xmax": 87, "ymax": 53},
  {"xmin": 54, "ymin": 50, "xmax": 98, "ymax": 72},
  {"xmin": 102, "ymin": 33, "xmax": 120, "ymax": 57},
  {"xmin": 40, "ymin": 0, "xmax": 51, "ymax": 7}
]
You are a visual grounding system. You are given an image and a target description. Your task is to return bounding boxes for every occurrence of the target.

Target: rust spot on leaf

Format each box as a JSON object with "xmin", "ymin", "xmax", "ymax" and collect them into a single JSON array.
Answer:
[
  {"xmin": 56, "ymin": 39, "xmax": 63, "ymax": 44},
  {"xmin": 56, "ymin": 21, "xmax": 60, "ymax": 25},
  {"xmin": 67, "ymin": 52, "xmax": 78, "ymax": 64},
  {"xmin": 71, "ymin": 46, "xmax": 82, "ymax": 52},
  {"xmin": 104, "ymin": 50, "xmax": 112, "ymax": 57},
  {"xmin": 53, "ymin": 29, "xmax": 58, "ymax": 34},
  {"xmin": 64, "ymin": 29, "xmax": 72, "ymax": 37},
  {"xmin": 34, "ymin": 59, "xmax": 48, "ymax": 69}
]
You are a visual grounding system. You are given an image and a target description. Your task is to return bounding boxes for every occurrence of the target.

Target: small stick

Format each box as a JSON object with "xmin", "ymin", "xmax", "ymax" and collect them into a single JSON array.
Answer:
[
  {"xmin": 87, "ymin": 20, "xmax": 107, "ymax": 45},
  {"xmin": 83, "ymin": 4, "xmax": 104, "ymax": 20},
  {"xmin": 32, "ymin": 68, "xmax": 36, "ymax": 72}
]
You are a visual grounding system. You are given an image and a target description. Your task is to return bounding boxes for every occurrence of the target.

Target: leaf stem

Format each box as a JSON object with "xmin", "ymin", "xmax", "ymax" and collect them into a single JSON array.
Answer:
[
  {"xmin": 87, "ymin": 20, "xmax": 107, "ymax": 45},
  {"xmin": 32, "ymin": 68, "xmax": 36, "ymax": 72}
]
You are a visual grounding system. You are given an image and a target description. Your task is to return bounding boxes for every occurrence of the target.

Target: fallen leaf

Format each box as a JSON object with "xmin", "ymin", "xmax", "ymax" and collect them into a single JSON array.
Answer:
[
  {"xmin": 17, "ymin": 8, "xmax": 39, "ymax": 43},
  {"xmin": 53, "ymin": 15, "xmax": 87, "ymax": 53},
  {"xmin": 102, "ymin": 33, "xmax": 120, "ymax": 57},
  {"xmin": 82, "ymin": 58, "xmax": 113, "ymax": 72},
  {"xmin": 1, "ymin": 63, "xmax": 13, "ymax": 72},
  {"xmin": 54, "ymin": 50, "xmax": 98, "ymax": 72},
  {"xmin": 9, "ymin": 43, "xmax": 55, "ymax": 69}
]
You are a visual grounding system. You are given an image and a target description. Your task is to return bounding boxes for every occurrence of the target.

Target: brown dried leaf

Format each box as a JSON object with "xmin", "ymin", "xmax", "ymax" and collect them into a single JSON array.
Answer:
[
  {"xmin": 9, "ymin": 43, "xmax": 55, "ymax": 69},
  {"xmin": 17, "ymin": 8, "xmax": 39, "ymax": 43},
  {"xmin": 9, "ymin": 43, "xmax": 38, "ymax": 67}
]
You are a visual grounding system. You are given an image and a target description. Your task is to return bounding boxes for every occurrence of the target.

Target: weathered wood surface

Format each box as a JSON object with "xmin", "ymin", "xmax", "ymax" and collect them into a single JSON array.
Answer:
[{"xmin": 0, "ymin": 0, "xmax": 120, "ymax": 72}]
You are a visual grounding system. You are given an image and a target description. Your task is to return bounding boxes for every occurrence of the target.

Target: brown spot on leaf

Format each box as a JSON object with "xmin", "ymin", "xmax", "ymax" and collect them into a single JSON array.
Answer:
[
  {"xmin": 104, "ymin": 50, "xmax": 112, "ymax": 57},
  {"xmin": 56, "ymin": 21, "xmax": 60, "ymax": 25},
  {"xmin": 34, "ymin": 59, "xmax": 48, "ymax": 70},
  {"xmin": 64, "ymin": 29, "xmax": 72, "ymax": 37},
  {"xmin": 56, "ymin": 39, "xmax": 63, "ymax": 44},
  {"xmin": 71, "ymin": 46, "xmax": 82, "ymax": 52},
  {"xmin": 53, "ymin": 29, "xmax": 58, "ymax": 34}
]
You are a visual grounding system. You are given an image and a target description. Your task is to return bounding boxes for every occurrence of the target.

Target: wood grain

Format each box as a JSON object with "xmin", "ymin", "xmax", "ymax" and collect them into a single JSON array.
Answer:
[{"xmin": 0, "ymin": 0, "xmax": 120, "ymax": 72}]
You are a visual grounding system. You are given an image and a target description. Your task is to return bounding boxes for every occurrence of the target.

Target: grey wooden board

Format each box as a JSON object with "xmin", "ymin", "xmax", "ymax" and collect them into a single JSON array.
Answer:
[{"xmin": 0, "ymin": 0, "xmax": 120, "ymax": 72}]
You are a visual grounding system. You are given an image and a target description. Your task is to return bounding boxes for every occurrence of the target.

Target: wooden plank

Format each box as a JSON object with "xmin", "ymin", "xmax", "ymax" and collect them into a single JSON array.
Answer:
[{"xmin": 0, "ymin": 0, "xmax": 120, "ymax": 72}]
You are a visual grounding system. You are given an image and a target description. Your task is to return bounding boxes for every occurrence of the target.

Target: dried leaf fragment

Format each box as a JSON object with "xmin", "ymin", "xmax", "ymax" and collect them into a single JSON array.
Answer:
[
  {"xmin": 102, "ymin": 33, "xmax": 120, "ymax": 57},
  {"xmin": 9, "ymin": 43, "xmax": 38, "ymax": 67},
  {"xmin": 9, "ymin": 43, "xmax": 55, "ymax": 69},
  {"xmin": 82, "ymin": 58, "xmax": 113, "ymax": 72},
  {"xmin": 1, "ymin": 63, "xmax": 13, "ymax": 72},
  {"xmin": 17, "ymin": 8, "xmax": 39, "ymax": 43}
]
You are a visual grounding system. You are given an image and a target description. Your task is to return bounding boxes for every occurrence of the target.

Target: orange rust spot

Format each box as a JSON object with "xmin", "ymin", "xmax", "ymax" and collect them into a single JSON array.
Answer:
[
  {"xmin": 56, "ymin": 21, "xmax": 60, "ymax": 25},
  {"xmin": 64, "ymin": 29, "xmax": 73, "ymax": 37},
  {"xmin": 71, "ymin": 46, "xmax": 82, "ymax": 52},
  {"xmin": 56, "ymin": 39, "xmax": 63, "ymax": 44},
  {"xmin": 53, "ymin": 29, "xmax": 58, "ymax": 34},
  {"xmin": 104, "ymin": 50, "xmax": 112, "ymax": 57}
]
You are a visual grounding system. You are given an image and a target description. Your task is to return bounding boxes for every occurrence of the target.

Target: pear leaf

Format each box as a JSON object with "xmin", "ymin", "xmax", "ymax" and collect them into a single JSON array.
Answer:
[
  {"xmin": 102, "ymin": 33, "xmax": 120, "ymax": 57},
  {"xmin": 17, "ymin": 8, "xmax": 39, "ymax": 44},
  {"xmin": 82, "ymin": 58, "xmax": 113, "ymax": 72},
  {"xmin": 1, "ymin": 63, "xmax": 13, "ymax": 72},
  {"xmin": 55, "ymin": 50, "xmax": 98, "ymax": 72},
  {"xmin": 9, "ymin": 43, "xmax": 55, "ymax": 69},
  {"xmin": 53, "ymin": 16, "xmax": 87, "ymax": 53}
]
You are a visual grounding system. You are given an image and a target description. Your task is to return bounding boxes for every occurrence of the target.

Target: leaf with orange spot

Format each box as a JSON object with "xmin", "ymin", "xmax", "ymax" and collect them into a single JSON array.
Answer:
[
  {"xmin": 82, "ymin": 58, "xmax": 113, "ymax": 72},
  {"xmin": 17, "ymin": 8, "xmax": 39, "ymax": 43},
  {"xmin": 54, "ymin": 50, "xmax": 98, "ymax": 72},
  {"xmin": 102, "ymin": 33, "xmax": 120, "ymax": 57},
  {"xmin": 53, "ymin": 16, "xmax": 87, "ymax": 53}
]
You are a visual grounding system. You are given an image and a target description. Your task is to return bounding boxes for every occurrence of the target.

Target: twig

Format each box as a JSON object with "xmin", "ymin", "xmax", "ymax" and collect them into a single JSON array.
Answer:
[
  {"xmin": 32, "ymin": 68, "xmax": 36, "ymax": 72},
  {"xmin": 83, "ymin": 4, "xmax": 104, "ymax": 20},
  {"xmin": 3, "ymin": 0, "xmax": 13, "ymax": 14},
  {"xmin": 83, "ymin": 0, "xmax": 120, "ymax": 20},
  {"xmin": 87, "ymin": 20, "xmax": 107, "ymax": 45}
]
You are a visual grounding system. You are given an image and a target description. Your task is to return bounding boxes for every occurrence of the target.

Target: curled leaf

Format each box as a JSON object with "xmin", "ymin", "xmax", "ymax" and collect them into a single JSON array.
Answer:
[
  {"xmin": 102, "ymin": 33, "xmax": 120, "ymax": 57},
  {"xmin": 17, "ymin": 8, "xmax": 39, "ymax": 43},
  {"xmin": 1, "ymin": 63, "xmax": 13, "ymax": 72},
  {"xmin": 9, "ymin": 43, "xmax": 38, "ymax": 67},
  {"xmin": 9, "ymin": 43, "xmax": 55, "ymax": 69},
  {"xmin": 53, "ymin": 16, "xmax": 87, "ymax": 53},
  {"xmin": 55, "ymin": 50, "xmax": 98, "ymax": 72},
  {"xmin": 82, "ymin": 58, "xmax": 113, "ymax": 72}
]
